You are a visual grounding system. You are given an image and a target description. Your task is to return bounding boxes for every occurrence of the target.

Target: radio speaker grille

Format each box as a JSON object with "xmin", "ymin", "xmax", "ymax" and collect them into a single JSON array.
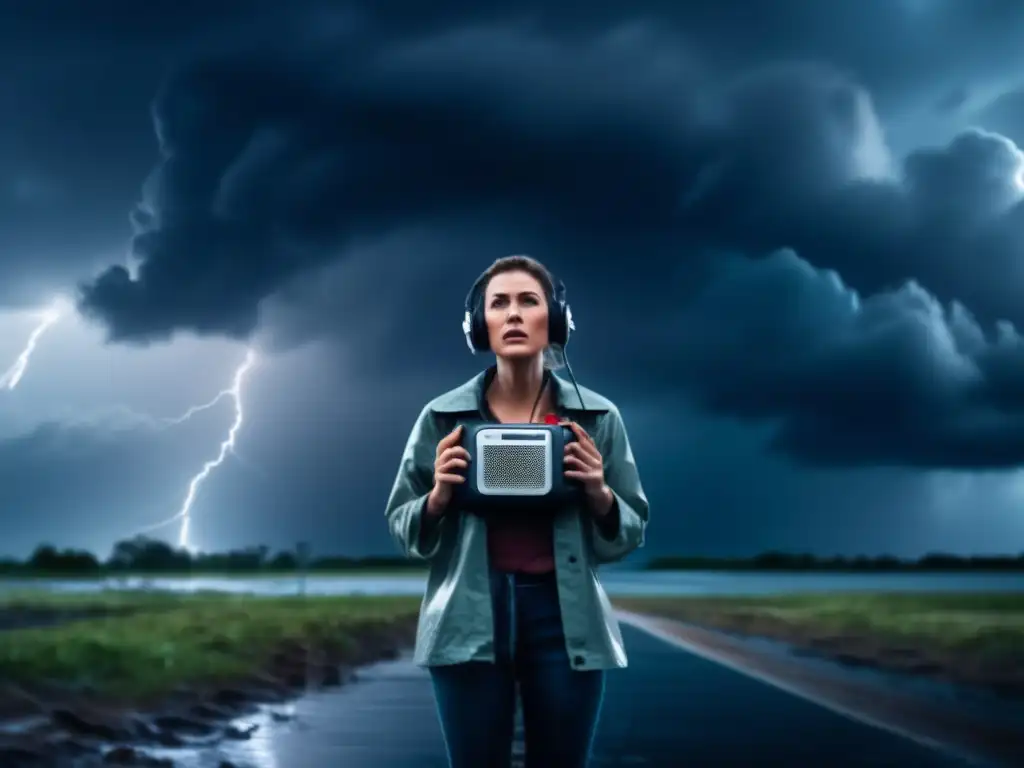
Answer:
[{"xmin": 481, "ymin": 444, "xmax": 548, "ymax": 491}]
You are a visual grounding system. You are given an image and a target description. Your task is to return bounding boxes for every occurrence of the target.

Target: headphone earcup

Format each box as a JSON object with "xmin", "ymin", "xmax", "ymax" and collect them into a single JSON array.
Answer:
[
  {"xmin": 548, "ymin": 299, "xmax": 568, "ymax": 346},
  {"xmin": 462, "ymin": 310, "xmax": 476, "ymax": 353},
  {"xmin": 550, "ymin": 279, "xmax": 573, "ymax": 347},
  {"xmin": 471, "ymin": 306, "xmax": 490, "ymax": 352},
  {"xmin": 463, "ymin": 274, "xmax": 489, "ymax": 353}
]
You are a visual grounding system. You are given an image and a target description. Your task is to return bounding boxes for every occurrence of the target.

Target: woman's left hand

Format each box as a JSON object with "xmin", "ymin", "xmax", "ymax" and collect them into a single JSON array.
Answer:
[{"xmin": 562, "ymin": 421, "xmax": 615, "ymax": 517}]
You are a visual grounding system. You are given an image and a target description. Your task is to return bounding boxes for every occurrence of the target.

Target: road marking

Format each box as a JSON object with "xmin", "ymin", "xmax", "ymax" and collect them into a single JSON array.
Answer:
[
  {"xmin": 512, "ymin": 703, "xmax": 525, "ymax": 767},
  {"xmin": 617, "ymin": 611, "xmax": 994, "ymax": 768}
]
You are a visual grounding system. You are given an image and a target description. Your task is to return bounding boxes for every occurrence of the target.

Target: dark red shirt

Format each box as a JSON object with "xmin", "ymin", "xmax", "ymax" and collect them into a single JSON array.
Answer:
[{"xmin": 478, "ymin": 367, "xmax": 557, "ymax": 574}]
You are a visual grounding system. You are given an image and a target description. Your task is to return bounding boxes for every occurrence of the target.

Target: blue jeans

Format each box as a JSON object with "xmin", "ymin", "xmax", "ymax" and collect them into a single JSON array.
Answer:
[{"xmin": 429, "ymin": 569, "xmax": 605, "ymax": 768}]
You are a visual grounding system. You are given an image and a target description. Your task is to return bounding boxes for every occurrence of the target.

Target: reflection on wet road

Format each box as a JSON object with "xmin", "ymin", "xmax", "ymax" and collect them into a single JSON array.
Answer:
[{"xmin": 174, "ymin": 624, "xmax": 981, "ymax": 768}]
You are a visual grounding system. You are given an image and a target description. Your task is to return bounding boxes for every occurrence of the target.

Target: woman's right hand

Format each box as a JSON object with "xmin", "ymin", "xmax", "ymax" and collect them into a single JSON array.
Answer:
[{"xmin": 426, "ymin": 425, "xmax": 469, "ymax": 516}]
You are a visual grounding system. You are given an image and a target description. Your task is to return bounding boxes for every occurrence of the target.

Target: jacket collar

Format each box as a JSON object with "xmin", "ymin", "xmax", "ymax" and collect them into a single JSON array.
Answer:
[{"xmin": 430, "ymin": 366, "xmax": 607, "ymax": 415}]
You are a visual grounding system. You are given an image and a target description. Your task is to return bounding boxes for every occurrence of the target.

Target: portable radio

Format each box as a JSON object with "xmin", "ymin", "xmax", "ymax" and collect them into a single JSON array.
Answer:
[{"xmin": 453, "ymin": 422, "xmax": 582, "ymax": 514}]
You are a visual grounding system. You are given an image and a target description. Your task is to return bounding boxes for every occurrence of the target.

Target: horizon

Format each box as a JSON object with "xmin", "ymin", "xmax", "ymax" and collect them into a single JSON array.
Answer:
[{"xmin": 5, "ymin": 537, "xmax": 1023, "ymax": 567}]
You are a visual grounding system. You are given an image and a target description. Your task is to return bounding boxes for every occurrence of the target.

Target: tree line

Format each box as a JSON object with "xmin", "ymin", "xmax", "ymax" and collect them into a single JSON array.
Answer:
[
  {"xmin": 2, "ymin": 538, "xmax": 1022, "ymax": 575},
  {"xmin": 646, "ymin": 551, "xmax": 1024, "ymax": 572},
  {"xmin": 0, "ymin": 537, "xmax": 425, "ymax": 576}
]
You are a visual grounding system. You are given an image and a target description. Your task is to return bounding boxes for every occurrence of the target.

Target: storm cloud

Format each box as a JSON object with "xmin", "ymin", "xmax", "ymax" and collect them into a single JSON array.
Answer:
[
  {"xmin": 76, "ymin": 17, "xmax": 1024, "ymax": 341},
  {"xmin": 8, "ymin": 1, "xmax": 1024, "ymax": 557},
  {"xmin": 71, "ymin": 11, "xmax": 1024, "ymax": 475},
  {"xmin": 76, "ymin": 22, "xmax": 706, "ymax": 341},
  {"xmin": 76, "ymin": 23, "xmax": 910, "ymax": 345},
  {"xmin": 667, "ymin": 248, "xmax": 1024, "ymax": 468}
]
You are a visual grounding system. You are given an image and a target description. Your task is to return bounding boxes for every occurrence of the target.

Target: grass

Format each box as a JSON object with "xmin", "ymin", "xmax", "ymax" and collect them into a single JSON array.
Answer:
[
  {"xmin": 0, "ymin": 590, "xmax": 421, "ymax": 700},
  {"xmin": 0, "ymin": 588, "xmax": 221, "ymax": 611},
  {"xmin": 614, "ymin": 592, "xmax": 1024, "ymax": 660},
  {"xmin": 5, "ymin": 590, "xmax": 1021, "ymax": 704}
]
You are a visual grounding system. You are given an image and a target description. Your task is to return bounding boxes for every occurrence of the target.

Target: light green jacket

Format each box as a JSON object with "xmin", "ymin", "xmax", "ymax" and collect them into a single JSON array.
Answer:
[{"xmin": 384, "ymin": 369, "xmax": 650, "ymax": 670}]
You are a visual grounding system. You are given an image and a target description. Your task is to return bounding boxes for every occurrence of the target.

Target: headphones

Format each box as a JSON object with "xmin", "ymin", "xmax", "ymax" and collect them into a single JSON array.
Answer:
[{"xmin": 461, "ymin": 266, "xmax": 576, "ymax": 354}]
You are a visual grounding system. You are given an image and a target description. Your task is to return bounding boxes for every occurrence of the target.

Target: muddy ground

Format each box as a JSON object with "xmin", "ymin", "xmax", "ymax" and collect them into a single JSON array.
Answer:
[{"xmin": 0, "ymin": 606, "xmax": 418, "ymax": 767}]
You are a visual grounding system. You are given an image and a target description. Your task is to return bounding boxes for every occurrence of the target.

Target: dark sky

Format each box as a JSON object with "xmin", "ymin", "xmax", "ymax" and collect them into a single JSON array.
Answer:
[{"xmin": 2, "ymin": 0, "xmax": 1024, "ymax": 561}]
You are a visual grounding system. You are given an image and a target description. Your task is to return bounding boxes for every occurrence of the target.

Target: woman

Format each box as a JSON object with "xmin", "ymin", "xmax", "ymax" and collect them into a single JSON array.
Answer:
[{"xmin": 385, "ymin": 255, "xmax": 649, "ymax": 768}]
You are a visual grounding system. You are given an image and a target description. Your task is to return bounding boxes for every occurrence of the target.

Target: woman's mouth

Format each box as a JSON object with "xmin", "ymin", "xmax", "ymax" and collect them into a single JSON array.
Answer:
[{"xmin": 503, "ymin": 329, "xmax": 528, "ymax": 341}]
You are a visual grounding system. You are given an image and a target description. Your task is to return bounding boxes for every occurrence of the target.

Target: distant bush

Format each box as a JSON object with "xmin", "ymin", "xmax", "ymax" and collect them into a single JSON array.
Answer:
[{"xmin": 645, "ymin": 551, "xmax": 1024, "ymax": 572}]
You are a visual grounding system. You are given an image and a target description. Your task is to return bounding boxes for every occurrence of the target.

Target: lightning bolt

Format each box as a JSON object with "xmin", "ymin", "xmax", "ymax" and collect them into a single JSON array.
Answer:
[
  {"xmin": 158, "ymin": 389, "xmax": 234, "ymax": 428},
  {"xmin": 135, "ymin": 348, "xmax": 258, "ymax": 551},
  {"xmin": 0, "ymin": 299, "xmax": 66, "ymax": 390},
  {"xmin": 1, "ymin": 297, "xmax": 259, "ymax": 553}
]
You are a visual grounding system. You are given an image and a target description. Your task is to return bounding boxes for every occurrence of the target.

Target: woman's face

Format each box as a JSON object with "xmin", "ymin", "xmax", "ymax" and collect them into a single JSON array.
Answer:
[{"xmin": 484, "ymin": 270, "xmax": 550, "ymax": 360}]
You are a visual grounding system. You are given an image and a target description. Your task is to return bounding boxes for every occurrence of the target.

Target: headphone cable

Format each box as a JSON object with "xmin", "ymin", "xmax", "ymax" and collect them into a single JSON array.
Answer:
[
  {"xmin": 561, "ymin": 349, "xmax": 587, "ymax": 412},
  {"xmin": 528, "ymin": 369, "xmax": 552, "ymax": 423}
]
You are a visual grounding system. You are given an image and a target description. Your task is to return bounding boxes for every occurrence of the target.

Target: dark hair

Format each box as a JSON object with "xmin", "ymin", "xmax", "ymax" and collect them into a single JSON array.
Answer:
[
  {"xmin": 477, "ymin": 254, "xmax": 565, "ymax": 370},
  {"xmin": 478, "ymin": 254, "xmax": 556, "ymax": 298}
]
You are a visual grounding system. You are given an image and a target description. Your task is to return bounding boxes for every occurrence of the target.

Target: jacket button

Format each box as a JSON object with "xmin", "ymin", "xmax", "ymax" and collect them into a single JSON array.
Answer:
[
  {"xmin": 568, "ymin": 555, "xmax": 577, "ymax": 564},
  {"xmin": 573, "ymin": 655, "xmax": 584, "ymax": 666}
]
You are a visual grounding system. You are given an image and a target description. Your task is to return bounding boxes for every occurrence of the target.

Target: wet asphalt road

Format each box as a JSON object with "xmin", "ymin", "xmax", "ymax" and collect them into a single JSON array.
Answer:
[{"xmin": 209, "ymin": 623, "xmax": 983, "ymax": 768}]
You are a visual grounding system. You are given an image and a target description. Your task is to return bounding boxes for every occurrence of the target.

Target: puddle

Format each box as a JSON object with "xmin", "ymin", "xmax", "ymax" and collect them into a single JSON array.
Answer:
[{"xmin": 132, "ymin": 655, "xmax": 446, "ymax": 768}]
